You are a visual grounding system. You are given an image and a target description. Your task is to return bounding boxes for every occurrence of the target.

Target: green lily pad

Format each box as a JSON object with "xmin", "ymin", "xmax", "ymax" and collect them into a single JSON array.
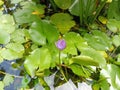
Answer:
[
  {"xmin": 112, "ymin": 35, "xmax": 120, "ymax": 47},
  {"xmin": 63, "ymin": 32, "xmax": 88, "ymax": 55},
  {"xmin": 50, "ymin": 13, "xmax": 75, "ymax": 34},
  {"xmin": 84, "ymin": 30, "xmax": 112, "ymax": 51},
  {"xmin": 0, "ymin": 29, "xmax": 10, "ymax": 44},
  {"xmin": 54, "ymin": 0, "xmax": 72, "ymax": 9},
  {"xmin": 0, "ymin": 81, "xmax": 4, "ymax": 90},
  {"xmin": 107, "ymin": 19, "xmax": 120, "ymax": 33},
  {"xmin": 0, "ymin": 43, "xmax": 24, "ymax": 60},
  {"xmin": 24, "ymin": 47, "xmax": 51, "ymax": 77}
]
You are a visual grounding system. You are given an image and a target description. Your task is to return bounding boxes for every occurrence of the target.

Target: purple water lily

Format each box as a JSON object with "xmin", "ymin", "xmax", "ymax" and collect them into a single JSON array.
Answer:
[{"xmin": 55, "ymin": 39, "xmax": 66, "ymax": 50}]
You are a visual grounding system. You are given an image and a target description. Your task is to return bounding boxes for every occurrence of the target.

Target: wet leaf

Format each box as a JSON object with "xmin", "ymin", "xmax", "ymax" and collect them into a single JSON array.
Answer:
[{"xmin": 50, "ymin": 13, "xmax": 75, "ymax": 34}]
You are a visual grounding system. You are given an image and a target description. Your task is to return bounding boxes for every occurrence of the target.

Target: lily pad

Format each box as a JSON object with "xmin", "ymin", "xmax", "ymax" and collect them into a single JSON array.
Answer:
[
  {"xmin": 50, "ymin": 13, "xmax": 75, "ymax": 34},
  {"xmin": 54, "ymin": 0, "xmax": 72, "ymax": 9}
]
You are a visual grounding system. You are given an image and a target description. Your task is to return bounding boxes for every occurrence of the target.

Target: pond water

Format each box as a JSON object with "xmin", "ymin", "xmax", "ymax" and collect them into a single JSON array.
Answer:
[
  {"xmin": 0, "ymin": 60, "xmax": 22, "ymax": 90},
  {"xmin": 0, "ymin": 60, "xmax": 92, "ymax": 90}
]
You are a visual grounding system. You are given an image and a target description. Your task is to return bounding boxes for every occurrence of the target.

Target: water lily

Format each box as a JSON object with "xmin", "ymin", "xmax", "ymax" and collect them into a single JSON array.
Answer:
[{"xmin": 55, "ymin": 39, "xmax": 66, "ymax": 50}]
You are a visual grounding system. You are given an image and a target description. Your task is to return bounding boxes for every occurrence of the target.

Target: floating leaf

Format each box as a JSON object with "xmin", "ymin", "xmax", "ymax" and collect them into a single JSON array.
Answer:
[
  {"xmin": 6, "ymin": 43, "xmax": 24, "ymax": 53},
  {"xmin": 0, "ymin": 43, "xmax": 24, "ymax": 60},
  {"xmin": 70, "ymin": 55, "xmax": 99, "ymax": 66},
  {"xmin": 50, "ymin": 13, "xmax": 75, "ymax": 34},
  {"xmin": 0, "ymin": 49, "xmax": 23, "ymax": 60},
  {"xmin": 29, "ymin": 20, "xmax": 59, "ymax": 45},
  {"xmin": 112, "ymin": 35, "xmax": 120, "ymax": 47},
  {"xmin": 54, "ymin": 0, "xmax": 72, "ymax": 9},
  {"xmin": 3, "ymin": 74, "xmax": 14, "ymax": 87},
  {"xmin": 107, "ymin": 19, "xmax": 120, "ymax": 33},
  {"xmin": 0, "ymin": 55, "xmax": 3, "ymax": 63},
  {"xmin": 84, "ymin": 30, "xmax": 112, "ymax": 51},
  {"xmin": 0, "ymin": 81, "xmax": 4, "ymax": 90},
  {"xmin": 0, "ymin": 29, "xmax": 10, "ymax": 44},
  {"xmin": 29, "ymin": 21, "xmax": 46, "ymax": 45},
  {"xmin": 24, "ymin": 47, "xmax": 51, "ymax": 77},
  {"xmin": 14, "ymin": 1, "xmax": 42, "ymax": 24},
  {"xmin": 11, "ymin": 29, "xmax": 27, "ymax": 43},
  {"xmin": 69, "ymin": 0, "xmax": 80, "ymax": 16},
  {"xmin": 0, "ymin": 14, "xmax": 15, "ymax": 33},
  {"xmin": 63, "ymin": 32, "xmax": 87, "ymax": 55}
]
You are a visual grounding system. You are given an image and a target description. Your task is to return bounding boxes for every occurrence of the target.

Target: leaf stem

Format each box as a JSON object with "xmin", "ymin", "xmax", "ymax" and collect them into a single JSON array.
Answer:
[
  {"xmin": 0, "ymin": 70, "xmax": 23, "ymax": 78},
  {"xmin": 58, "ymin": 50, "xmax": 68, "ymax": 82},
  {"xmin": 39, "ymin": 77, "xmax": 50, "ymax": 90}
]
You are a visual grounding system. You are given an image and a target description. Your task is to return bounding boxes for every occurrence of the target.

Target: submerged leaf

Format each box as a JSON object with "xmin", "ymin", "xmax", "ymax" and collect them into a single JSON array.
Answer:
[{"xmin": 3, "ymin": 74, "xmax": 14, "ymax": 87}]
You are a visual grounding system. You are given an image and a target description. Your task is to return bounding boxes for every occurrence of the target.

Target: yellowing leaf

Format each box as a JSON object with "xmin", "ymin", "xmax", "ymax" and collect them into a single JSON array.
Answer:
[
  {"xmin": 97, "ymin": 51, "xmax": 108, "ymax": 58},
  {"xmin": 32, "ymin": 11, "xmax": 40, "ymax": 15},
  {"xmin": 98, "ymin": 16, "xmax": 108, "ymax": 24},
  {"xmin": 106, "ymin": 0, "xmax": 112, "ymax": 3},
  {"xmin": 109, "ymin": 46, "xmax": 114, "ymax": 52},
  {"xmin": 0, "ymin": 1, "xmax": 4, "ymax": 6}
]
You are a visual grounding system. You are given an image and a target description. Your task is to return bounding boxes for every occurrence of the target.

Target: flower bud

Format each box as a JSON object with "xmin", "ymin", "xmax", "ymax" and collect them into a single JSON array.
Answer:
[{"xmin": 55, "ymin": 39, "xmax": 66, "ymax": 50}]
